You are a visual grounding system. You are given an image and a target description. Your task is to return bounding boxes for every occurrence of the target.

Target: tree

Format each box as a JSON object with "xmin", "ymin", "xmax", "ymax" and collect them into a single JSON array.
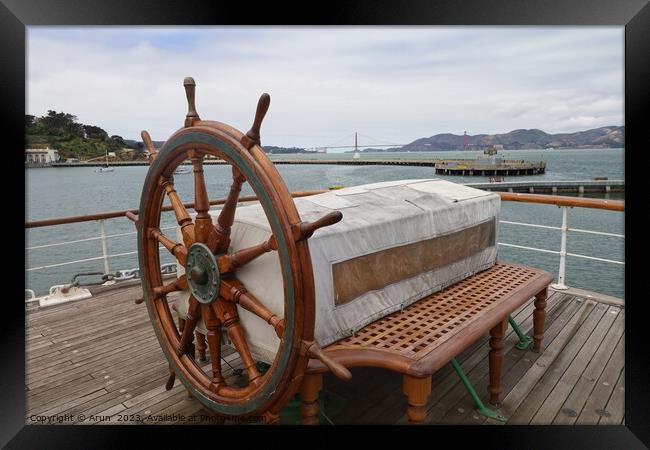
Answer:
[
  {"xmin": 83, "ymin": 125, "xmax": 109, "ymax": 141},
  {"xmin": 39, "ymin": 110, "xmax": 83, "ymax": 138},
  {"xmin": 25, "ymin": 114, "xmax": 35, "ymax": 130},
  {"xmin": 110, "ymin": 135, "xmax": 125, "ymax": 147}
]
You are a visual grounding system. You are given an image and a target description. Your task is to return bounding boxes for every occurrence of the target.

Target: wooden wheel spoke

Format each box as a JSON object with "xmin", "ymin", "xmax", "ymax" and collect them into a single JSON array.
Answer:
[
  {"xmin": 214, "ymin": 299, "xmax": 262, "ymax": 384},
  {"xmin": 183, "ymin": 77, "xmax": 200, "ymax": 127},
  {"xmin": 141, "ymin": 130, "xmax": 158, "ymax": 163},
  {"xmin": 292, "ymin": 211, "xmax": 343, "ymax": 242},
  {"xmin": 177, "ymin": 295, "xmax": 201, "ymax": 357},
  {"xmin": 220, "ymin": 279, "xmax": 284, "ymax": 338},
  {"xmin": 240, "ymin": 93, "xmax": 270, "ymax": 149},
  {"xmin": 149, "ymin": 228, "xmax": 188, "ymax": 265},
  {"xmin": 202, "ymin": 304, "xmax": 224, "ymax": 384},
  {"xmin": 160, "ymin": 178, "xmax": 195, "ymax": 246},
  {"xmin": 190, "ymin": 152, "xmax": 218, "ymax": 246},
  {"xmin": 214, "ymin": 167, "xmax": 246, "ymax": 254},
  {"xmin": 153, "ymin": 275, "xmax": 188, "ymax": 298},
  {"xmin": 216, "ymin": 235, "xmax": 277, "ymax": 273}
]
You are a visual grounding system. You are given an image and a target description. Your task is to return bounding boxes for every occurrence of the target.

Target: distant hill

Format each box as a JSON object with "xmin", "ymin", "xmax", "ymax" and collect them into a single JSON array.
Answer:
[
  {"xmin": 264, "ymin": 146, "xmax": 308, "ymax": 154},
  {"xmin": 363, "ymin": 126, "xmax": 624, "ymax": 152}
]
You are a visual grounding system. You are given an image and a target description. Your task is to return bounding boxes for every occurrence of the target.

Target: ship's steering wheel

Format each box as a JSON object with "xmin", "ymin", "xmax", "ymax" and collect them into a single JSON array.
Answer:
[{"xmin": 133, "ymin": 77, "xmax": 347, "ymax": 422}]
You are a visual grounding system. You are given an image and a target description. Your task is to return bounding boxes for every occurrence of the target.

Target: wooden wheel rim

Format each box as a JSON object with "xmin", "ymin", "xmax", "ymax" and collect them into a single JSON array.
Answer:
[{"xmin": 137, "ymin": 125, "xmax": 314, "ymax": 416}]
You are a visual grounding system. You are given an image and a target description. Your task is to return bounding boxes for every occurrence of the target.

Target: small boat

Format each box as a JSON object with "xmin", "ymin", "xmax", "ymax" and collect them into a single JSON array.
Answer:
[
  {"xmin": 95, "ymin": 147, "xmax": 114, "ymax": 172},
  {"xmin": 174, "ymin": 166, "xmax": 192, "ymax": 175}
]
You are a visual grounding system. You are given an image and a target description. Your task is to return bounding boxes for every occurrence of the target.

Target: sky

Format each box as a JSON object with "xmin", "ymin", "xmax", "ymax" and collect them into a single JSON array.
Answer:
[{"xmin": 27, "ymin": 27, "xmax": 624, "ymax": 152}]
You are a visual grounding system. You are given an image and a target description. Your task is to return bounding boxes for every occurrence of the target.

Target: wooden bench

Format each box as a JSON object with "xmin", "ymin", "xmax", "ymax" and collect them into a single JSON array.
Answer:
[{"xmin": 299, "ymin": 261, "xmax": 553, "ymax": 424}]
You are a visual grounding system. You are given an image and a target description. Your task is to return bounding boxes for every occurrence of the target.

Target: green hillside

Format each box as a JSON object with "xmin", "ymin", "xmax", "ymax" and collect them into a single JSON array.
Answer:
[{"xmin": 26, "ymin": 111, "xmax": 145, "ymax": 160}]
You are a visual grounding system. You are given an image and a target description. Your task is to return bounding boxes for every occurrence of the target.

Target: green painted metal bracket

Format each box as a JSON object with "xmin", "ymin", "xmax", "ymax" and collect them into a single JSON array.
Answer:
[
  {"xmin": 277, "ymin": 390, "xmax": 346, "ymax": 425},
  {"xmin": 251, "ymin": 361, "xmax": 346, "ymax": 424},
  {"xmin": 450, "ymin": 358, "xmax": 507, "ymax": 422},
  {"xmin": 508, "ymin": 315, "xmax": 533, "ymax": 350}
]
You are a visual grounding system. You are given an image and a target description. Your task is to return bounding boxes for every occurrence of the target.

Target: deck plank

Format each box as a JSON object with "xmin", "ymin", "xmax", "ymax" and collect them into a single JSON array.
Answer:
[
  {"xmin": 575, "ymin": 334, "xmax": 625, "ymax": 425},
  {"xmin": 26, "ymin": 284, "xmax": 624, "ymax": 425},
  {"xmin": 550, "ymin": 307, "xmax": 624, "ymax": 424},
  {"xmin": 506, "ymin": 299, "xmax": 605, "ymax": 424},
  {"xmin": 599, "ymin": 368, "xmax": 625, "ymax": 425},
  {"xmin": 528, "ymin": 303, "xmax": 619, "ymax": 424}
]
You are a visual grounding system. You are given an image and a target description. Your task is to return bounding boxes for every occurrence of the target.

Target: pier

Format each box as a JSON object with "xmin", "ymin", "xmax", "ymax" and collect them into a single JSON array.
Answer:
[
  {"xmin": 50, "ymin": 159, "xmax": 439, "ymax": 168},
  {"xmin": 48, "ymin": 157, "xmax": 543, "ymax": 175},
  {"xmin": 49, "ymin": 158, "xmax": 543, "ymax": 170},
  {"xmin": 433, "ymin": 159, "xmax": 546, "ymax": 176},
  {"xmin": 466, "ymin": 180, "xmax": 624, "ymax": 195}
]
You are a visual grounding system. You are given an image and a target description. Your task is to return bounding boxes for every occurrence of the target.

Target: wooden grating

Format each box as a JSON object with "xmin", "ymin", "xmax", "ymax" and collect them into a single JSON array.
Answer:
[{"xmin": 331, "ymin": 262, "xmax": 542, "ymax": 360}]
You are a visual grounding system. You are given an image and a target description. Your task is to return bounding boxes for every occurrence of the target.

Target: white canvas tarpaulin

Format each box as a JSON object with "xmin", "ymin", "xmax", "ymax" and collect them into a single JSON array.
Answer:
[{"xmin": 171, "ymin": 179, "xmax": 500, "ymax": 363}]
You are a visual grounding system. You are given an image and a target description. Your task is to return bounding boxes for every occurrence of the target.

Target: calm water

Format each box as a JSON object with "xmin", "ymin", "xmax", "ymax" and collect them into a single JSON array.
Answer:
[{"xmin": 25, "ymin": 148, "xmax": 625, "ymax": 298}]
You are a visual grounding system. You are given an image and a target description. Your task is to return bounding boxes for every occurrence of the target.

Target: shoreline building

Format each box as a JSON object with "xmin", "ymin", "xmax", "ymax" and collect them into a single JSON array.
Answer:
[{"xmin": 25, "ymin": 148, "xmax": 60, "ymax": 166}]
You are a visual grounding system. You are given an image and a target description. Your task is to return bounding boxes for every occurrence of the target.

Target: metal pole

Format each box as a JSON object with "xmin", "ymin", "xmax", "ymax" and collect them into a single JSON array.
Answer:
[
  {"xmin": 508, "ymin": 315, "xmax": 533, "ymax": 350},
  {"xmin": 552, "ymin": 206, "xmax": 569, "ymax": 290},
  {"xmin": 449, "ymin": 358, "xmax": 507, "ymax": 422},
  {"xmin": 99, "ymin": 219, "xmax": 110, "ymax": 274}
]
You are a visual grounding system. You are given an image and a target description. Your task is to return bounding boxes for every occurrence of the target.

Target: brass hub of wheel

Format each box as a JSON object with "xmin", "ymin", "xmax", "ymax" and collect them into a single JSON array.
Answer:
[{"xmin": 186, "ymin": 242, "xmax": 221, "ymax": 305}]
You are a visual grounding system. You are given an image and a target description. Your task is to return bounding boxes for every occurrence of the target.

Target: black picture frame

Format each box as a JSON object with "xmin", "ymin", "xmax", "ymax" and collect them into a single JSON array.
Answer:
[{"xmin": 4, "ymin": 0, "xmax": 648, "ymax": 447}]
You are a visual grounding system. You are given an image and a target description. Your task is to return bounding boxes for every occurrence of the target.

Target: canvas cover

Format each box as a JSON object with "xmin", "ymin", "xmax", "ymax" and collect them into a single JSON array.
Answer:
[{"xmin": 171, "ymin": 179, "xmax": 500, "ymax": 363}]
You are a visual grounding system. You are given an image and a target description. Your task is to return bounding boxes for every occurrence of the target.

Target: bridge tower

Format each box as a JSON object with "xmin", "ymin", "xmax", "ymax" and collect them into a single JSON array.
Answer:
[
  {"xmin": 463, "ymin": 131, "xmax": 469, "ymax": 150},
  {"xmin": 353, "ymin": 131, "xmax": 360, "ymax": 160}
]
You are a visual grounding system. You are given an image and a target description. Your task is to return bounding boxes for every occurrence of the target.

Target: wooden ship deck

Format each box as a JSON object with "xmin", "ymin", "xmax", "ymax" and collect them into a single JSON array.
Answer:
[{"xmin": 26, "ymin": 281, "xmax": 624, "ymax": 425}]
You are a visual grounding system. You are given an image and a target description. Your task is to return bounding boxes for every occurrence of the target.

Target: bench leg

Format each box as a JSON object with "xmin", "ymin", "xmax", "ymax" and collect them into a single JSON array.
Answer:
[
  {"xmin": 195, "ymin": 331, "xmax": 207, "ymax": 362},
  {"xmin": 533, "ymin": 289, "xmax": 548, "ymax": 352},
  {"xmin": 262, "ymin": 411, "xmax": 281, "ymax": 425},
  {"xmin": 488, "ymin": 318, "xmax": 508, "ymax": 406},
  {"xmin": 403, "ymin": 375, "xmax": 432, "ymax": 423},
  {"xmin": 299, "ymin": 373, "xmax": 323, "ymax": 425}
]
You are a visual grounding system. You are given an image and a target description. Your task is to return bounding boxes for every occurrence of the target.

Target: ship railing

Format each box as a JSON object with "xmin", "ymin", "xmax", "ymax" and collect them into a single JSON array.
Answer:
[
  {"xmin": 24, "ymin": 190, "xmax": 328, "ymax": 296},
  {"xmin": 495, "ymin": 192, "xmax": 624, "ymax": 290},
  {"xmin": 24, "ymin": 190, "xmax": 624, "ymax": 298}
]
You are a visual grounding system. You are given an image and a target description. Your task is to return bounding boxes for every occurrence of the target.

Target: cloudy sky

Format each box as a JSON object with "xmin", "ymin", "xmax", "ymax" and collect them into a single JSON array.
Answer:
[{"xmin": 27, "ymin": 27, "xmax": 623, "ymax": 151}]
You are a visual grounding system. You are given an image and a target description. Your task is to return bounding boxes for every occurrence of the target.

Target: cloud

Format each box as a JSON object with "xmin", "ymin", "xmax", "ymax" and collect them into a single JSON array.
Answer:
[{"xmin": 27, "ymin": 26, "xmax": 623, "ymax": 151}]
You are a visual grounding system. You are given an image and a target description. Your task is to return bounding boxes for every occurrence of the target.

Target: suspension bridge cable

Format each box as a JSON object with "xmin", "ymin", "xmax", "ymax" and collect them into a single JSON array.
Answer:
[
  {"xmin": 356, "ymin": 132, "xmax": 402, "ymax": 147},
  {"xmin": 322, "ymin": 133, "xmax": 355, "ymax": 149}
]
